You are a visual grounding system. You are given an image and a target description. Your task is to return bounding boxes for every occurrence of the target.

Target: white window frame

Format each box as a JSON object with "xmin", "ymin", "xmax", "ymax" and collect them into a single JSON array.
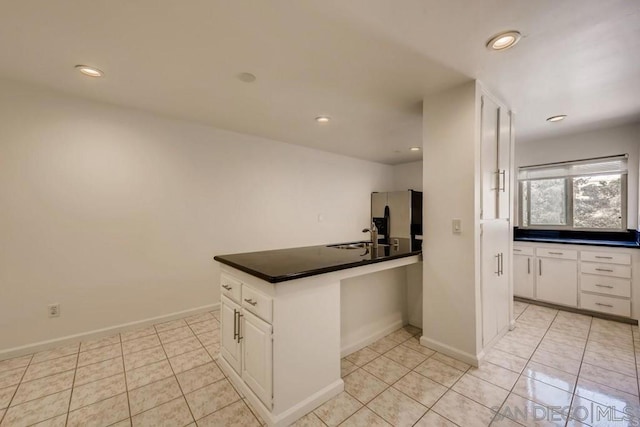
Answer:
[{"xmin": 518, "ymin": 155, "xmax": 628, "ymax": 232}]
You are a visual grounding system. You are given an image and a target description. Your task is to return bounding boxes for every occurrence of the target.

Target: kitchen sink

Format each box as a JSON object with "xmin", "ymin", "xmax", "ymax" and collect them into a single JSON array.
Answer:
[
  {"xmin": 327, "ymin": 242, "xmax": 369, "ymax": 249},
  {"xmin": 327, "ymin": 242, "xmax": 390, "ymax": 250}
]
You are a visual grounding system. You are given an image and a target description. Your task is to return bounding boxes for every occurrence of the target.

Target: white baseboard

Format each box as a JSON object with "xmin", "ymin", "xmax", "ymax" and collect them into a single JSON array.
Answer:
[
  {"xmin": 0, "ymin": 303, "xmax": 219, "ymax": 360},
  {"xmin": 218, "ymin": 355, "xmax": 343, "ymax": 427},
  {"xmin": 419, "ymin": 336, "xmax": 482, "ymax": 367},
  {"xmin": 340, "ymin": 318, "xmax": 404, "ymax": 358}
]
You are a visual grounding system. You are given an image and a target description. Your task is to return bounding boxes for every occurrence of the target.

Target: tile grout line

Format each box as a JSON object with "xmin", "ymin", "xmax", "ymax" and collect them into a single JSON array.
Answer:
[
  {"xmin": 415, "ymin": 361, "xmax": 472, "ymax": 427},
  {"xmin": 484, "ymin": 303, "xmax": 533, "ymax": 427},
  {"xmin": 113, "ymin": 314, "xmax": 221, "ymax": 425},
  {"xmin": 186, "ymin": 314, "xmax": 257, "ymax": 425},
  {"xmin": 183, "ymin": 316, "xmax": 243, "ymax": 425},
  {"xmin": 563, "ymin": 315, "xmax": 593, "ymax": 426},
  {"xmin": 119, "ymin": 332, "xmax": 133, "ymax": 427},
  {"xmin": 489, "ymin": 304, "xmax": 561, "ymax": 426},
  {"xmin": 156, "ymin": 321, "xmax": 199, "ymax": 425},
  {"xmin": 63, "ymin": 345, "xmax": 81, "ymax": 426},
  {"xmin": 0, "ymin": 316, "xmax": 219, "ymax": 427},
  {"xmin": 322, "ymin": 331, "xmax": 420, "ymax": 425},
  {"xmin": 339, "ymin": 333, "xmax": 423, "ymax": 426},
  {"xmin": 344, "ymin": 331, "xmax": 466, "ymax": 427},
  {"xmin": 20, "ymin": 326, "xmax": 207, "ymax": 423},
  {"xmin": 0, "ymin": 354, "xmax": 34, "ymax": 425}
]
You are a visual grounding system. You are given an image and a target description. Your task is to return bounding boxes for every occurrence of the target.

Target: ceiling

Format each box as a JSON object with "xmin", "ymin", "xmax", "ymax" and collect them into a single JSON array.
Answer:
[{"xmin": 0, "ymin": 1, "xmax": 638, "ymax": 165}]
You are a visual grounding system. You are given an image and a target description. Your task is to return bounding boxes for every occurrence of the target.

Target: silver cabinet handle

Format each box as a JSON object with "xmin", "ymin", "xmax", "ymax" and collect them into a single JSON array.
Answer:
[
  {"xmin": 495, "ymin": 254, "xmax": 500, "ymax": 275},
  {"xmin": 514, "ymin": 248, "xmax": 522, "ymax": 252},
  {"xmin": 244, "ymin": 298, "xmax": 257, "ymax": 306},
  {"xmin": 595, "ymin": 256, "xmax": 613, "ymax": 259},
  {"xmin": 595, "ymin": 284, "xmax": 614, "ymax": 289},
  {"xmin": 222, "ymin": 284, "xmax": 232, "ymax": 291},
  {"xmin": 595, "ymin": 303, "xmax": 613, "ymax": 308},
  {"xmin": 500, "ymin": 253, "xmax": 504, "ymax": 276},
  {"xmin": 595, "ymin": 268, "xmax": 614, "ymax": 272},
  {"xmin": 499, "ymin": 170, "xmax": 506, "ymax": 192},
  {"xmin": 539, "ymin": 259, "xmax": 542, "ymax": 276},
  {"xmin": 492, "ymin": 170, "xmax": 500, "ymax": 191},
  {"xmin": 233, "ymin": 309, "xmax": 239, "ymax": 341},
  {"xmin": 548, "ymin": 252, "xmax": 563, "ymax": 255},
  {"xmin": 237, "ymin": 313, "xmax": 244, "ymax": 343},
  {"xmin": 527, "ymin": 257, "xmax": 531, "ymax": 274}
]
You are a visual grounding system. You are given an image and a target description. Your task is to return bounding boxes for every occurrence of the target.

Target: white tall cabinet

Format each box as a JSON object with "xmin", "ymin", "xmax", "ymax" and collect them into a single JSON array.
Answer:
[
  {"xmin": 479, "ymin": 91, "xmax": 513, "ymax": 347},
  {"xmin": 422, "ymin": 81, "xmax": 514, "ymax": 367}
]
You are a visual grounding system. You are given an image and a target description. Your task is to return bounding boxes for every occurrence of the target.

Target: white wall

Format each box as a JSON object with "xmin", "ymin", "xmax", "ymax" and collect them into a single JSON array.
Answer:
[
  {"xmin": 0, "ymin": 79, "xmax": 396, "ymax": 353},
  {"xmin": 422, "ymin": 81, "xmax": 480, "ymax": 361},
  {"xmin": 515, "ymin": 123, "xmax": 640, "ymax": 228},
  {"xmin": 341, "ymin": 267, "xmax": 408, "ymax": 354},
  {"xmin": 392, "ymin": 161, "xmax": 422, "ymax": 191}
]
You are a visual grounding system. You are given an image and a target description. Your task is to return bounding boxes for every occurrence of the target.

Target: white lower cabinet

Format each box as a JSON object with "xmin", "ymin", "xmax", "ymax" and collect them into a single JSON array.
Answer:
[
  {"xmin": 580, "ymin": 250, "xmax": 633, "ymax": 317},
  {"xmin": 514, "ymin": 243, "xmax": 635, "ymax": 318},
  {"xmin": 220, "ymin": 277, "xmax": 274, "ymax": 409},
  {"xmin": 217, "ymin": 266, "xmax": 344, "ymax": 427},
  {"xmin": 536, "ymin": 256, "xmax": 578, "ymax": 307}
]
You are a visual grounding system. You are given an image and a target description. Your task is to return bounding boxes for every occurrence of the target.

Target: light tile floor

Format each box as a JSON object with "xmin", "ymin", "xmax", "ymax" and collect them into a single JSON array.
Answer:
[{"xmin": 1, "ymin": 302, "xmax": 640, "ymax": 426}]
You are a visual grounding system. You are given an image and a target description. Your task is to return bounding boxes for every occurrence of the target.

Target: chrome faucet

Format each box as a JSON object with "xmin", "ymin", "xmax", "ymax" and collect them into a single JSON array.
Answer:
[{"xmin": 362, "ymin": 223, "xmax": 378, "ymax": 249}]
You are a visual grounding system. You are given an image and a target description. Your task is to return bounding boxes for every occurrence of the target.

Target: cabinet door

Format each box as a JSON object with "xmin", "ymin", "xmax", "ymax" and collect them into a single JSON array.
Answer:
[
  {"xmin": 497, "ymin": 108, "xmax": 511, "ymax": 219},
  {"xmin": 480, "ymin": 95, "xmax": 499, "ymax": 220},
  {"xmin": 220, "ymin": 295, "xmax": 242, "ymax": 374},
  {"xmin": 242, "ymin": 310, "xmax": 273, "ymax": 409},
  {"xmin": 481, "ymin": 220, "xmax": 510, "ymax": 347},
  {"xmin": 513, "ymin": 255, "xmax": 534, "ymax": 299},
  {"xmin": 536, "ymin": 258, "xmax": 578, "ymax": 307}
]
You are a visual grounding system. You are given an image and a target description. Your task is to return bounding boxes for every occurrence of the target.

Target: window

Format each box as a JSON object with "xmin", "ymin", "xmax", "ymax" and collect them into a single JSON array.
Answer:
[{"xmin": 519, "ymin": 155, "xmax": 627, "ymax": 230}]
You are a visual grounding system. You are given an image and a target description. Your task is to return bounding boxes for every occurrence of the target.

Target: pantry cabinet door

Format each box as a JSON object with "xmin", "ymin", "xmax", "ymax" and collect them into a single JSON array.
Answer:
[{"xmin": 480, "ymin": 95, "xmax": 500, "ymax": 220}]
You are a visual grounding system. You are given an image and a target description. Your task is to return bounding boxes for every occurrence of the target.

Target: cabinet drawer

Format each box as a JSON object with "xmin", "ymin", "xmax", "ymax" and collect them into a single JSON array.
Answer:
[
  {"xmin": 581, "ymin": 274, "xmax": 631, "ymax": 298},
  {"xmin": 580, "ymin": 292, "xmax": 631, "ymax": 317},
  {"xmin": 581, "ymin": 251, "xmax": 631, "ymax": 265},
  {"xmin": 536, "ymin": 248, "xmax": 578, "ymax": 260},
  {"xmin": 581, "ymin": 263, "xmax": 631, "ymax": 279},
  {"xmin": 221, "ymin": 274, "xmax": 242, "ymax": 303},
  {"xmin": 242, "ymin": 285, "xmax": 273, "ymax": 324},
  {"xmin": 513, "ymin": 246, "xmax": 534, "ymax": 256}
]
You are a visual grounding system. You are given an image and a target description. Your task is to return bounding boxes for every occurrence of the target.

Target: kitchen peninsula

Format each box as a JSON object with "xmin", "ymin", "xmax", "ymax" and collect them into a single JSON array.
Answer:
[{"xmin": 213, "ymin": 239, "xmax": 421, "ymax": 426}]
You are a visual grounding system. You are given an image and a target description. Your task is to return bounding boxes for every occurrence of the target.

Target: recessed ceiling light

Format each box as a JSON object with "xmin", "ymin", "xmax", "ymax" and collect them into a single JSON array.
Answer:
[
  {"xmin": 75, "ymin": 65, "xmax": 104, "ymax": 77},
  {"xmin": 315, "ymin": 116, "xmax": 330, "ymax": 123},
  {"xmin": 237, "ymin": 72, "xmax": 256, "ymax": 83},
  {"xmin": 546, "ymin": 115, "xmax": 567, "ymax": 122},
  {"xmin": 410, "ymin": 147, "xmax": 421, "ymax": 151},
  {"xmin": 486, "ymin": 31, "xmax": 522, "ymax": 51}
]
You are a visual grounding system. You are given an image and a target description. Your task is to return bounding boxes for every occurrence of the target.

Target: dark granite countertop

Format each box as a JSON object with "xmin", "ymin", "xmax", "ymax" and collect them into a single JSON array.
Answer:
[
  {"xmin": 514, "ymin": 237, "xmax": 640, "ymax": 248},
  {"xmin": 514, "ymin": 228, "xmax": 640, "ymax": 249},
  {"xmin": 213, "ymin": 238, "xmax": 422, "ymax": 283}
]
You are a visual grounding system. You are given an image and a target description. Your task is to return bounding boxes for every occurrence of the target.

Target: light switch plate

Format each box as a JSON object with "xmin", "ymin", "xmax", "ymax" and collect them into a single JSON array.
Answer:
[{"xmin": 452, "ymin": 219, "xmax": 462, "ymax": 234}]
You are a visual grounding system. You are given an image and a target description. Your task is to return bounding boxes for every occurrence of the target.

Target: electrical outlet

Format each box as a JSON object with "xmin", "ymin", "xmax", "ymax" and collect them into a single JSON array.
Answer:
[{"xmin": 48, "ymin": 303, "xmax": 60, "ymax": 318}]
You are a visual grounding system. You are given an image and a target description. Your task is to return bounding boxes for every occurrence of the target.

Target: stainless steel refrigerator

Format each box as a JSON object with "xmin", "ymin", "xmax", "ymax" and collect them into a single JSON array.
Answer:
[{"xmin": 371, "ymin": 190, "xmax": 423, "ymax": 250}]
